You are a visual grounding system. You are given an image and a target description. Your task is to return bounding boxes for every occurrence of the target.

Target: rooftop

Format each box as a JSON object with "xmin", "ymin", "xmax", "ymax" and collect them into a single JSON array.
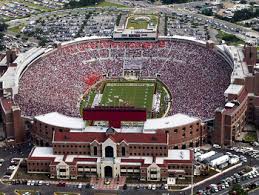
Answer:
[
  {"xmin": 224, "ymin": 84, "xmax": 244, "ymax": 95},
  {"xmin": 30, "ymin": 147, "xmax": 63, "ymax": 162},
  {"xmin": 29, "ymin": 147, "xmax": 192, "ymax": 166},
  {"xmin": 35, "ymin": 112, "xmax": 85, "ymax": 130},
  {"xmin": 228, "ymin": 46, "xmax": 250, "ymax": 82},
  {"xmin": 53, "ymin": 131, "xmax": 167, "ymax": 144},
  {"xmin": 143, "ymin": 113, "xmax": 199, "ymax": 131},
  {"xmin": 71, "ymin": 125, "xmax": 143, "ymax": 133}
]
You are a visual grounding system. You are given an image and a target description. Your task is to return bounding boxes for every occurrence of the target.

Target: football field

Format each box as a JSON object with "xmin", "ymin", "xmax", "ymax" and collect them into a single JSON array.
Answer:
[{"xmin": 100, "ymin": 82, "xmax": 155, "ymax": 111}]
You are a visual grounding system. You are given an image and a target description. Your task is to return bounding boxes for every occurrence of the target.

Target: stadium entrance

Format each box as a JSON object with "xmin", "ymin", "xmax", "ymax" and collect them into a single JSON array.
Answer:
[{"xmin": 105, "ymin": 166, "xmax": 113, "ymax": 178}]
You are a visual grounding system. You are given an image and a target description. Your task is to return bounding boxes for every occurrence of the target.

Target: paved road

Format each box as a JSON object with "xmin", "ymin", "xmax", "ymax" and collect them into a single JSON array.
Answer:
[
  {"xmin": 249, "ymin": 188, "xmax": 259, "ymax": 195},
  {"xmin": 216, "ymin": 177, "xmax": 259, "ymax": 195},
  {"xmin": 0, "ymin": 182, "xmax": 185, "ymax": 195}
]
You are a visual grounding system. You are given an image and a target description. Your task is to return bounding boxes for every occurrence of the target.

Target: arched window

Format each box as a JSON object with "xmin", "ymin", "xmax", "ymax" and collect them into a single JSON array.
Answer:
[{"xmin": 105, "ymin": 146, "xmax": 114, "ymax": 157}]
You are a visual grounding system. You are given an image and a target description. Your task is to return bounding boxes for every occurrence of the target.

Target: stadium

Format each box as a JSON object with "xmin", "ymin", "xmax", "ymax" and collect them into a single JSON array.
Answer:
[
  {"xmin": 0, "ymin": 32, "xmax": 257, "ymax": 181},
  {"xmin": 14, "ymin": 37, "xmax": 231, "ymax": 120}
]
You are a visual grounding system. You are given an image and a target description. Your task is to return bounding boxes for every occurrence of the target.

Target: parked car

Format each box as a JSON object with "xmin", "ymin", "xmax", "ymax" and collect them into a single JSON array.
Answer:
[
  {"xmin": 123, "ymin": 184, "xmax": 127, "ymax": 190},
  {"xmin": 57, "ymin": 182, "xmax": 66, "ymax": 187},
  {"xmin": 78, "ymin": 183, "xmax": 82, "ymax": 189},
  {"xmin": 27, "ymin": 180, "xmax": 31, "ymax": 186},
  {"xmin": 31, "ymin": 180, "xmax": 35, "ymax": 186},
  {"xmin": 196, "ymin": 190, "xmax": 203, "ymax": 195},
  {"xmin": 213, "ymin": 144, "xmax": 221, "ymax": 149}
]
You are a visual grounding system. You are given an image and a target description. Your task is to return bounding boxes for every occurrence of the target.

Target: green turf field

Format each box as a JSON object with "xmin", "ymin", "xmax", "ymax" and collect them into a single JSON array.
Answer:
[
  {"xmin": 100, "ymin": 82, "xmax": 155, "ymax": 111},
  {"xmin": 126, "ymin": 15, "xmax": 158, "ymax": 30}
]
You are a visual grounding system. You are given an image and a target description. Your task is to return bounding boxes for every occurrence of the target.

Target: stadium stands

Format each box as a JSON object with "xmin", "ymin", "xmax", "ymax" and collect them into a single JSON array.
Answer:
[{"xmin": 15, "ymin": 38, "xmax": 232, "ymax": 120}]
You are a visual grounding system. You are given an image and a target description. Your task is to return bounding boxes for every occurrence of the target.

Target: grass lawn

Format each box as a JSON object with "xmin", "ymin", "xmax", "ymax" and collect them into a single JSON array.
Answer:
[
  {"xmin": 14, "ymin": 166, "xmax": 90, "ymax": 182},
  {"xmin": 127, "ymin": 18, "xmax": 149, "ymax": 29},
  {"xmin": 15, "ymin": 190, "xmax": 40, "ymax": 195},
  {"xmin": 217, "ymin": 30, "xmax": 245, "ymax": 46},
  {"xmin": 8, "ymin": 24, "xmax": 25, "ymax": 33},
  {"xmin": 96, "ymin": 1, "xmax": 128, "ymax": 8},
  {"xmin": 243, "ymin": 132, "xmax": 257, "ymax": 143},
  {"xmin": 126, "ymin": 15, "xmax": 158, "ymax": 29},
  {"xmin": 82, "ymin": 1, "xmax": 128, "ymax": 8},
  {"xmin": 168, "ymin": 186, "xmax": 188, "ymax": 190},
  {"xmin": 100, "ymin": 81, "xmax": 155, "ymax": 112},
  {"xmin": 54, "ymin": 193, "xmax": 80, "ymax": 195},
  {"xmin": 0, "ymin": 193, "xmax": 4, "ymax": 195},
  {"xmin": 14, "ymin": 166, "xmax": 50, "ymax": 181}
]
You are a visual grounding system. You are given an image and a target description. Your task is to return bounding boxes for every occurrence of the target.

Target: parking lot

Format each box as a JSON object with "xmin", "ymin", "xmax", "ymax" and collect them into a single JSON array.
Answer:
[{"xmin": 21, "ymin": 10, "xmax": 119, "ymax": 43}]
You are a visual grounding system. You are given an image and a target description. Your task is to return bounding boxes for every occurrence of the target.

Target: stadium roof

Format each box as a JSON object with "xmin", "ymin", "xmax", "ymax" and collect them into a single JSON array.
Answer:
[
  {"xmin": 0, "ymin": 47, "xmax": 46, "ymax": 93},
  {"xmin": 224, "ymin": 84, "xmax": 244, "ymax": 96},
  {"xmin": 34, "ymin": 112, "xmax": 85, "ymax": 130},
  {"xmin": 143, "ymin": 114, "xmax": 199, "ymax": 131}
]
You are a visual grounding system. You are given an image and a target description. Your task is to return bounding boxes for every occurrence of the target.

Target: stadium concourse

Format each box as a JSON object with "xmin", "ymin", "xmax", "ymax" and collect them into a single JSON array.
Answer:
[{"xmin": 15, "ymin": 37, "xmax": 231, "ymax": 120}]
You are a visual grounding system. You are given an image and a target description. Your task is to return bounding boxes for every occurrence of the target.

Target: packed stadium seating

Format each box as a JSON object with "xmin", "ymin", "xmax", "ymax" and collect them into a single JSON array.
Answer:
[{"xmin": 15, "ymin": 39, "xmax": 232, "ymax": 120}]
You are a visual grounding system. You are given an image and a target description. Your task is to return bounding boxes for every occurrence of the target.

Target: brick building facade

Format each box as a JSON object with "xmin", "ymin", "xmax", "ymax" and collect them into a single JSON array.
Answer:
[{"xmin": 27, "ymin": 128, "xmax": 193, "ymax": 181}]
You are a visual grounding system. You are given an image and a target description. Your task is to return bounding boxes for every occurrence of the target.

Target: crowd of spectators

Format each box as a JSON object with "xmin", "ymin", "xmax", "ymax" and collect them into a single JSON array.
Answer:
[{"xmin": 15, "ymin": 39, "xmax": 232, "ymax": 120}]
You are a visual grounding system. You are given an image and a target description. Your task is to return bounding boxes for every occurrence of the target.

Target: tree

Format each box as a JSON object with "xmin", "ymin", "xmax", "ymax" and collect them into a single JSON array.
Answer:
[
  {"xmin": 38, "ymin": 37, "xmax": 48, "ymax": 47},
  {"xmin": 161, "ymin": 0, "xmax": 190, "ymax": 4},
  {"xmin": 0, "ymin": 32, "xmax": 5, "ymax": 51},
  {"xmin": 0, "ymin": 21, "xmax": 8, "ymax": 32},
  {"xmin": 240, "ymin": 0, "xmax": 247, "ymax": 4},
  {"xmin": 0, "ymin": 20, "xmax": 7, "ymax": 51},
  {"xmin": 202, "ymin": 8, "xmax": 213, "ymax": 16},
  {"xmin": 65, "ymin": 0, "xmax": 104, "ymax": 8},
  {"xmin": 229, "ymin": 184, "xmax": 248, "ymax": 195}
]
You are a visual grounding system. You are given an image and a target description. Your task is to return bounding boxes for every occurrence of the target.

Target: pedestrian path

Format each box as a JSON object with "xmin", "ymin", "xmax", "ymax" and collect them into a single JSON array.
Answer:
[{"xmin": 90, "ymin": 176, "xmax": 126, "ymax": 190}]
